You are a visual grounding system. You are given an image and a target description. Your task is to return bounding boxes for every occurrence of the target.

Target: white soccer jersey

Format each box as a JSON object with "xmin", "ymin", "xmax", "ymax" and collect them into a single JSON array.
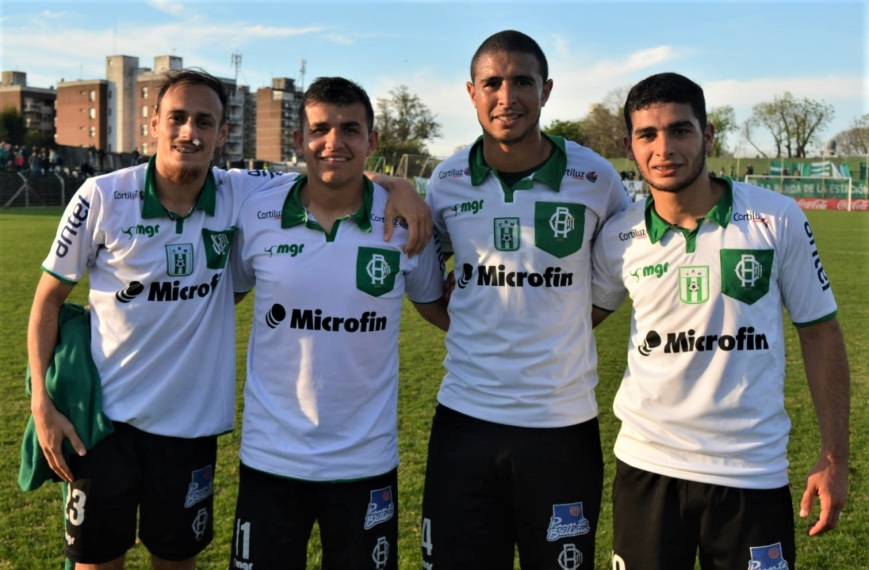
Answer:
[
  {"xmin": 41, "ymin": 159, "xmax": 280, "ymax": 437},
  {"xmin": 234, "ymin": 175, "xmax": 444, "ymax": 481},
  {"xmin": 426, "ymin": 135, "xmax": 631, "ymax": 427},
  {"xmin": 592, "ymin": 178, "xmax": 838, "ymax": 489}
]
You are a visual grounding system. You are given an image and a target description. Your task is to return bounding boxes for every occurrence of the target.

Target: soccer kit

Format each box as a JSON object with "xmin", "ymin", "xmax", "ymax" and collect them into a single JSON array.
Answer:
[
  {"xmin": 229, "ymin": 174, "xmax": 443, "ymax": 570},
  {"xmin": 41, "ymin": 157, "xmax": 262, "ymax": 563},
  {"xmin": 592, "ymin": 177, "xmax": 838, "ymax": 570},
  {"xmin": 421, "ymin": 135, "xmax": 631, "ymax": 569}
]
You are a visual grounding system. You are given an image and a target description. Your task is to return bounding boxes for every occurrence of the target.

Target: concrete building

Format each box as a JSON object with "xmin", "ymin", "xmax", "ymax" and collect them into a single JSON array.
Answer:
[
  {"xmin": 55, "ymin": 79, "xmax": 109, "ymax": 150},
  {"xmin": 105, "ymin": 55, "xmax": 139, "ymax": 154},
  {"xmin": 0, "ymin": 71, "xmax": 57, "ymax": 143},
  {"xmin": 256, "ymin": 77, "xmax": 302, "ymax": 163}
]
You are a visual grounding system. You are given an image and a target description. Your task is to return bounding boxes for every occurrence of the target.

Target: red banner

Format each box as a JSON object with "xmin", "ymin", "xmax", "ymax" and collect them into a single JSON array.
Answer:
[{"xmin": 794, "ymin": 198, "xmax": 869, "ymax": 211}]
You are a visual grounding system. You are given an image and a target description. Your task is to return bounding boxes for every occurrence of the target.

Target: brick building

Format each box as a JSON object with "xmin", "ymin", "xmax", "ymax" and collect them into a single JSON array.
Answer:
[
  {"xmin": 55, "ymin": 79, "xmax": 109, "ymax": 150},
  {"xmin": 256, "ymin": 77, "xmax": 303, "ymax": 163},
  {"xmin": 0, "ymin": 71, "xmax": 57, "ymax": 143}
]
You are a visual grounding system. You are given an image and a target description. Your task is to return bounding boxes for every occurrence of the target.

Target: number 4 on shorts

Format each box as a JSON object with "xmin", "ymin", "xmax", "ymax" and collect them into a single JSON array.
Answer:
[{"xmin": 421, "ymin": 517, "xmax": 433, "ymax": 557}]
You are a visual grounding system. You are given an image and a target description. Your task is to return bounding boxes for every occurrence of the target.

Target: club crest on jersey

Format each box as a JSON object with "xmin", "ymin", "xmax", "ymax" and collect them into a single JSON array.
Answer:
[
  {"xmin": 356, "ymin": 247, "xmax": 400, "ymax": 297},
  {"xmin": 494, "ymin": 217, "xmax": 520, "ymax": 251},
  {"xmin": 202, "ymin": 227, "xmax": 237, "ymax": 270},
  {"xmin": 747, "ymin": 542, "xmax": 789, "ymax": 570},
  {"xmin": 364, "ymin": 486, "xmax": 395, "ymax": 530},
  {"xmin": 678, "ymin": 265, "xmax": 709, "ymax": 304},
  {"xmin": 535, "ymin": 202, "xmax": 585, "ymax": 258},
  {"xmin": 720, "ymin": 249, "xmax": 773, "ymax": 305},
  {"xmin": 184, "ymin": 465, "xmax": 213, "ymax": 508},
  {"xmin": 546, "ymin": 502, "xmax": 590, "ymax": 542},
  {"xmin": 166, "ymin": 243, "xmax": 194, "ymax": 276}
]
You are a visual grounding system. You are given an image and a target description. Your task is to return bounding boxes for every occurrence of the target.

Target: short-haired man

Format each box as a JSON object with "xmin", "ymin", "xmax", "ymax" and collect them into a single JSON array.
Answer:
[
  {"xmin": 27, "ymin": 69, "xmax": 430, "ymax": 570},
  {"xmin": 228, "ymin": 76, "xmax": 448, "ymax": 570},
  {"xmin": 421, "ymin": 30, "xmax": 631, "ymax": 568},
  {"xmin": 591, "ymin": 72, "xmax": 849, "ymax": 570}
]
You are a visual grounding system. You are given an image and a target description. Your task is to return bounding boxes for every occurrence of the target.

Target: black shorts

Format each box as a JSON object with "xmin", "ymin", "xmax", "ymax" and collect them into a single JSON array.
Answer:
[
  {"xmin": 64, "ymin": 422, "xmax": 217, "ymax": 564},
  {"xmin": 229, "ymin": 463, "xmax": 398, "ymax": 570},
  {"xmin": 612, "ymin": 459, "xmax": 795, "ymax": 570},
  {"xmin": 421, "ymin": 405, "xmax": 603, "ymax": 570}
]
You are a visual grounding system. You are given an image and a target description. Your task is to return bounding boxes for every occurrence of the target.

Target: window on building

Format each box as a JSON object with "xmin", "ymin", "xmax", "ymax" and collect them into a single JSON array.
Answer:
[
  {"xmin": 142, "ymin": 106, "xmax": 149, "ymax": 118},
  {"xmin": 142, "ymin": 143, "xmax": 148, "ymax": 154},
  {"xmin": 141, "ymin": 124, "xmax": 148, "ymax": 136},
  {"xmin": 89, "ymin": 127, "xmax": 96, "ymax": 138},
  {"xmin": 89, "ymin": 90, "xmax": 95, "ymax": 102},
  {"xmin": 89, "ymin": 108, "xmax": 96, "ymax": 119},
  {"xmin": 108, "ymin": 108, "xmax": 112, "ymax": 116},
  {"xmin": 141, "ymin": 87, "xmax": 148, "ymax": 98}
]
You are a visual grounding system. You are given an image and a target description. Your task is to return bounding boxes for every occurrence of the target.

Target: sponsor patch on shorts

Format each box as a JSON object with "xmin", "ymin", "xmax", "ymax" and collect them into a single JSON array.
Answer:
[
  {"xmin": 364, "ymin": 486, "xmax": 395, "ymax": 529},
  {"xmin": 184, "ymin": 465, "xmax": 214, "ymax": 508},
  {"xmin": 547, "ymin": 502, "xmax": 590, "ymax": 541},
  {"xmin": 748, "ymin": 542, "xmax": 789, "ymax": 570}
]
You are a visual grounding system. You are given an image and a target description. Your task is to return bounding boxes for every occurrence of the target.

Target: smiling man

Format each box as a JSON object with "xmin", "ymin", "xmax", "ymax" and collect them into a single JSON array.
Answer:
[
  {"xmin": 420, "ymin": 30, "xmax": 631, "ymax": 569},
  {"xmin": 591, "ymin": 72, "xmax": 850, "ymax": 570},
  {"xmin": 228, "ymin": 76, "xmax": 448, "ymax": 570},
  {"xmin": 26, "ymin": 69, "xmax": 431, "ymax": 570}
]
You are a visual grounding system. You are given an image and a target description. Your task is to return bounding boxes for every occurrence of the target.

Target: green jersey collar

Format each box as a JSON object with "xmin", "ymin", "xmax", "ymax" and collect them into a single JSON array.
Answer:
[
  {"xmin": 644, "ymin": 175, "xmax": 733, "ymax": 244},
  {"xmin": 280, "ymin": 174, "xmax": 374, "ymax": 233},
  {"xmin": 468, "ymin": 133, "xmax": 567, "ymax": 191},
  {"xmin": 141, "ymin": 154, "xmax": 217, "ymax": 219}
]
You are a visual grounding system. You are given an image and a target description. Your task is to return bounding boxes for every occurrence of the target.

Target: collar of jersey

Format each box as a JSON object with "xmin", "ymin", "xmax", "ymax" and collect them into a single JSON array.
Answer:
[
  {"xmin": 141, "ymin": 154, "xmax": 217, "ymax": 219},
  {"xmin": 644, "ymin": 175, "xmax": 733, "ymax": 244},
  {"xmin": 468, "ymin": 133, "xmax": 567, "ymax": 191},
  {"xmin": 280, "ymin": 174, "xmax": 373, "ymax": 232}
]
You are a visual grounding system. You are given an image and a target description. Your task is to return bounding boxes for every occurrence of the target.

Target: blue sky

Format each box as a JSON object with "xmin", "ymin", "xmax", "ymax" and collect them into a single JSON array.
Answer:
[{"xmin": 1, "ymin": 0, "xmax": 866, "ymax": 157}]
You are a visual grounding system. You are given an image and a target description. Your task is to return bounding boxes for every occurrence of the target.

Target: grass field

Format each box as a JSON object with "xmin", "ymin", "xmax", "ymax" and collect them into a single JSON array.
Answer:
[{"xmin": 0, "ymin": 207, "xmax": 866, "ymax": 569}]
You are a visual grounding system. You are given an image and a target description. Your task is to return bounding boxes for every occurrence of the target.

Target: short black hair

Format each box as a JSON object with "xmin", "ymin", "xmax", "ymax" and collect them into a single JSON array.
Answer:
[
  {"xmin": 470, "ymin": 30, "xmax": 548, "ymax": 82},
  {"xmin": 298, "ymin": 77, "xmax": 374, "ymax": 132},
  {"xmin": 623, "ymin": 72, "xmax": 707, "ymax": 135},
  {"xmin": 155, "ymin": 68, "xmax": 229, "ymax": 124}
]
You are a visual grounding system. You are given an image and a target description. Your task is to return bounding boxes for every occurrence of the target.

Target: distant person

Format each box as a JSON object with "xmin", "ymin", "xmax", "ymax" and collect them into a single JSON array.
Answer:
[
  {"xmin": 130, "ymin": 148, "xmax": 139, "ymax": 166},
  {"xmin": 718, "ymin": 166, "xmax": 725, "ymax": 177},
  {"xmin": 592, "ymin": 71, "xmax": 849, "ymax": 570},
  {"xmin": 421, "ymin": 30, "xmax": 630, "ymax": 568}
]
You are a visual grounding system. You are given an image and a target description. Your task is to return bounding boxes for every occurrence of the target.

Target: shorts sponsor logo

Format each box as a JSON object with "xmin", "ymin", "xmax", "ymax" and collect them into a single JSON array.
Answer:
[
  {"xmin": 547, "ymin": 502, "xmax": 590, "ymax": 542},
  {"xmin": 748, "ymin": 542, "xmax": 789, "ymax": 570},
  {"xmin": 494, "ymin": 217, "xmax": 520, "ymax": 251},
  {"xmin": 166, "ymin": 243, "xmax": 194, "ymax": 276},
  {"xmin": 256, "ymin": 209, "xmax": 282, "ymax": 220},
  {"xmin": 148, "ymin": 273, "xmax": 222, "ymax": 302},
  {"xmin": 192, "ymin": 507, "xmax": 209, "ymax": 541},
  {"xmin": 289, "ymin": 308, "xmax": 386, "ymax": 333},
  {"xmin": 558, "ymin": 543, "xmax": 583, "ymax": 570},
  {"xmin": 536, "ymin": 202, "xmax": 585, "ymax": 258},
  {"xmin": 678, "ymin": 265, "xmax": 709, "ymax": 304},
  {"xmin": 803, "ymin": 222, "xmax": 831, "ymax": 291},
  {"xmin": 629, "ymin": 262, "xmax": 669, "ymax": 282},
  {"xmin": 121, "ymin": 224, "xmax": 160, "ymax": 239},
  {"xmin": 720, "ymin": 249, "xmax": 774, "ymax": 305},
  {"xmin": 372, "ymin": 536, "xmax": 390, "ymax": 569},
  {"xmin": 618, "ymin": 228, "xmax": 647, "ymax": 241},
  {"xmin": 55, "ymin": 194, "xmax": 91, "ymax": 258},
  {"xmin": 185, "ymin": 465, "xmax": 214, "ymax": 508},
  {"xmin": 565, "ymin": 168, "xmax": 597, "ymax": 183},
  {"xmin": 638, "ymin": 327, "xmax": 769, "ymax": 355},
  {"xmin": 364, "ymin": 486, "xmax": 395, "ymax": 530},
  {"xmin": 115, "ymin": 281, "xmax": 144, "ymax": 303},
  {"xmin": 113, "ymin": 190, "xmax": 141, "ymax": 200},
  {"xmin": 264, "ymin": 243, "xmax": 305, "ymax": 257}
]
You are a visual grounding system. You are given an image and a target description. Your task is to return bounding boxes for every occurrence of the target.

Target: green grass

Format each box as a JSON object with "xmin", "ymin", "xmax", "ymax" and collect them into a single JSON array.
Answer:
[{"xmin": 0, "ymin": 208, "xmax": 866, "ymax": 569}]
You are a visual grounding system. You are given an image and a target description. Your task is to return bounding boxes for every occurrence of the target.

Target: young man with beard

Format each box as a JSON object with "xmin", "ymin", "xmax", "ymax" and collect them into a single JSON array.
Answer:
[
  {"xmin": 421, "ymin": 30, "xmax": 631, "ymax": 569},
  {"xmin": 26, "ymin": 69, "xmax": 430, "ymax": 570},
  {"xmin": 228, "ymin": 77, "xmax": 448, "ymax": 570},
  {"xmin": 591, "ymin": 72, "xmax": 850, "ymax": 570}
]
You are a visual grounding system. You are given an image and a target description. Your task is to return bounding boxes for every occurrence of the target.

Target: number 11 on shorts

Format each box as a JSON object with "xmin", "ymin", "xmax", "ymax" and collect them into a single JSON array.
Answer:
[{"xmin": 235, "ymin": 519, "xmax": 251, "ymax": 560}]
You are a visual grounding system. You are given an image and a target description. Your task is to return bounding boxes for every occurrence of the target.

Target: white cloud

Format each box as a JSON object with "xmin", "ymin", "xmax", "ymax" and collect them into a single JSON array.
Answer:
[
  {"xmin": 148, "ymin": 0, "xmax": 184, "ymax": 16},
  {"xmin": 325, "ymin": 34, "xmax": 354, "ymax": 46}
]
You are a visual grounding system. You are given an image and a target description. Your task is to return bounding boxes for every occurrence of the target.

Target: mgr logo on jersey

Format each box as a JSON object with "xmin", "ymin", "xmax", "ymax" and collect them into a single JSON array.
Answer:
[
  {"xmin": 720, "ymin": 249, "xmax": 774, "ymax": 305},
  {"xmin": 202, "ymin": 227, "xmax": 237, "ymax": 269},
  {"xmin": 747, "ymin": 542, "xmax": 789, "ymax": 570},
  {"xmin": 535, "ymin": 202, "xmax": 586, "ymax": 258},
  {"xmin": 356, "ymin": 247, "xmax": 400, "ymax": 297},
  {"xmin": 166, "ymin": 244, "xmax": 194, "ymax": 276},
  {"xmin": 679, "ymin": 265, "xmax": 709, "ymax": 304},
  {"xmin": 494, "ymin": 217, "xmax": 520, "ymax": 251}
]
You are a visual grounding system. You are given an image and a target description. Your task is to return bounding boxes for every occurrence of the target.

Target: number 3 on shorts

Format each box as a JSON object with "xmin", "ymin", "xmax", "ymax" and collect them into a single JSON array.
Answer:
[
  {"xmin": 67, "ymin": 489, "xmax": 87, "ymax": 526},
  {"xmin": 421, "ymin": 517, "xmax": 433, "ymax": 556}
]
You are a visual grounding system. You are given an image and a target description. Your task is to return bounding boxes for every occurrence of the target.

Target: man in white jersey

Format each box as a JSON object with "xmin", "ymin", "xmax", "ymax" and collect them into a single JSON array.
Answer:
[
  {"xmin": 421, "ymin": 30, "xmax": 631, "ymax": 569},
  {"xmin": 591, "ymin": 72, "xmax": 850, "ymax": 570},
  {"xmin": 228, "ymin": 77, "xmax": 448, "ymax": 570},
  {"xmin": 26, "ymin": 69, "xmax": 431, "ymax": 570}
]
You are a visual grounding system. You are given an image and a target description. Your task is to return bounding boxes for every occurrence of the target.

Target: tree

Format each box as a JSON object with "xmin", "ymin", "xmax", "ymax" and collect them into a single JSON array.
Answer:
[
  {"xmin": 0, "ymin": 106, "xmax": 27, "ymax": 145},
  {"xmin": 374, "ymin": 86, "xmax": 442, "ymax": 165},
  {"xmin": 747, "ymin": 92, "xmax": 834, "ymax": 158},
  {"xmin": 834, "ymin": 113, "xmax": 869, "ymax": 156},
  {"xmin": 543, "ymin": 119, "xmax": 588, "ymax": 146},
  {"xmin": 707, "ymin": 105, "xmax": 737, "ymax": 157},
  {"xmin": 576, "ymin": 87, "xmax": 629, "ymax": 158}
]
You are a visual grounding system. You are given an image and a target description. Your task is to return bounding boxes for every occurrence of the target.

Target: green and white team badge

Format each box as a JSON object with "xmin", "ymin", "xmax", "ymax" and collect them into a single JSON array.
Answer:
[
  {"xmin": 534, "ymin": 202, "xmax": 585, "ymax": 258},
  {"xmin": 202, "ymin": 227, "xmax": 237, "ymax": 269},
  {"xmin": 494, "ymin": 218, "xmax": 520, "ymax": 251},
  {"xmin": 166, "ymin": 244, "xmax": 194, "ymax": 276},
  {"xmin": 356, "ymin": 247, "xmax": 400, "ymax": 297},
  {"xmin": 720, "ymin": 249, "xmax": 773, "ymax": 305},
  {"xmin": 679, "ymin": 265, "xmax": 709, "ymax": 304}
]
